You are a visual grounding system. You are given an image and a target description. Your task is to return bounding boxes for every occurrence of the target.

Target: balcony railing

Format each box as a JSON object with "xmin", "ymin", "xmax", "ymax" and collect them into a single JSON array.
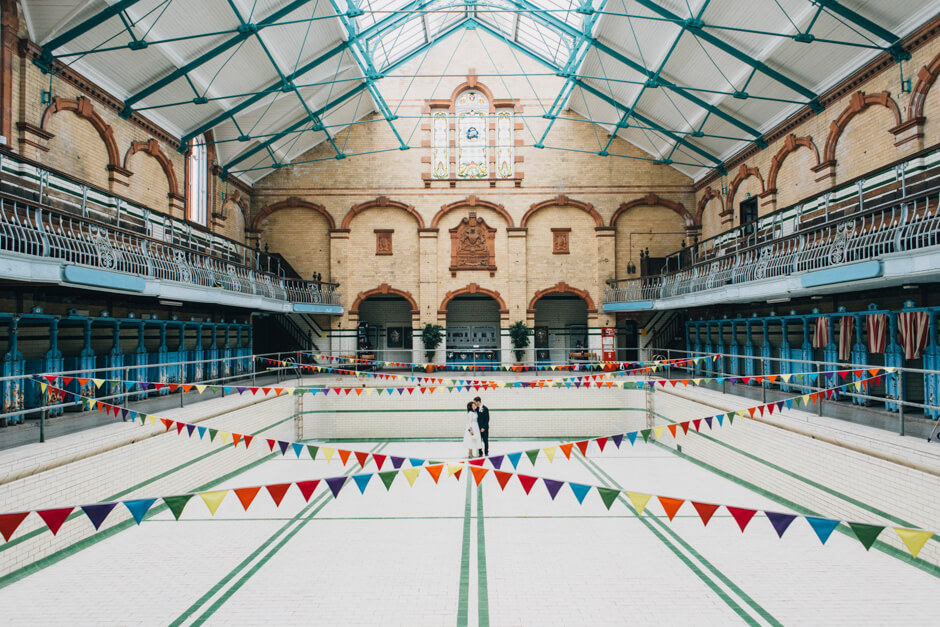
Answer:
[
  {"xmin": 0, "ymin": 192, "xmax": 340, "ymax": 305},
  {"xmin": 606, "ymin": 184, "xmax": 940, "ymax": 304}
]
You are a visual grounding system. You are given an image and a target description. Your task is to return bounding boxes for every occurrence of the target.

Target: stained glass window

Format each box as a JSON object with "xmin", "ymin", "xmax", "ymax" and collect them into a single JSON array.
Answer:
[
  {"xmin": 496, "ymin": 110, "xmax": 513, "ymax": 178},
  {"xmin": 431, "ymin": 110, "xmax": 449, "ymax": 179},
  {"xmin": 187, "ymin": 136, "xmax": 207, "ymax": 226},
  {"xmin": 456, "ymin": 90, "xmax": 488, "ymax": 179}
]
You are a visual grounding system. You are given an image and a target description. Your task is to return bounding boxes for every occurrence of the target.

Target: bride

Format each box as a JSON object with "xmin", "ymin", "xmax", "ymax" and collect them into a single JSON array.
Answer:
[{"xmin": 464, "ymin": 400, "xmax": 483, "ymax": 458}]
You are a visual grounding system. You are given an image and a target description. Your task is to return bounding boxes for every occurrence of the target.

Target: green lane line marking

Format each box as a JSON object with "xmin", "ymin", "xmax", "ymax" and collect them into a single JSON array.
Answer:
[
  {"xmin": 175, "ymin": 442, "xmax": 388, "ymax": 626},
  {"xmin": 0, "ymin": 412, "xmax": 297, "ymax": 555},
  {"xmin": 476, "ymin": 483, "xmax": 490, "ymax": 627},
  {"xmin": 574, "ymin": 452, "xmax": 773, "ymax": 627},
  {"xmin": 658, "ymin": 441, "xmax": 940, "ymax": 579},
  {"xmin": 457, "ymin": 476, "xmax": 473, "ymax": 627}
]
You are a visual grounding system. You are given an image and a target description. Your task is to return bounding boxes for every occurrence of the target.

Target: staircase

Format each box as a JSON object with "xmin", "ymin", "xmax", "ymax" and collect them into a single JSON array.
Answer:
[{"xmin": 643, "ymin": 310, "xmax": 685, "ymax": 356}]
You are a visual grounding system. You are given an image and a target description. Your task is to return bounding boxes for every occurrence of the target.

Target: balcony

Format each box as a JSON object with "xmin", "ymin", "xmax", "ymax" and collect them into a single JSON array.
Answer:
[{"xmin": 605, "ymin": 149, "xmax": 940, "ymax": 311}]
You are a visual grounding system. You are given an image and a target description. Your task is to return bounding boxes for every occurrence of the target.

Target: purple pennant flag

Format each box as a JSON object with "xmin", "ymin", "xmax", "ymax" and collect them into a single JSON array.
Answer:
[
  {"xmin": 326, "ymin": 476, "xmax": 348, "ymax": 498},
  {"xmin": 543, "ymin": 479, "xmax": 565, "ymax": 500},
  {"xmin": 121, "ymin": 408, "xmax": 129, "ymax": 420},
  {"xmin": 704, "ymin": 417, "xmax": 713, "ymax": 430},
  {"xmin": 611, "ymin": 434, "xmax": 624, "ymax": 448},
  {"xmin": 488, "ymin": 455, "xmax": 504, "ymax": 470},
  {"xmin": 140, "ymin": 382, "xmax": 151, "ymax": 390},
  {"xmin": 236, "ymin": 387, "xmax": 247, "ymax": 394},
  {"xmin": 81, "ymin": 502, "xmax": 117, "ymax": 530},
  {"xmin": 185, "ymin": 424, "xmax": 196, "ymax": 437},
  {"xmin": 776, "ymin": 401, "xmax": 786, "ymax": 412},
  {"xmin": 390, "ymin": 456, "xmax": 406, "ymax": 469},
  {"xmin": 765, "ymin": 511, "xmax": 797, "ymax": 538},
  {"xmin": 277, "ymin": 441, "xmax": 290, "ymax": 456}
]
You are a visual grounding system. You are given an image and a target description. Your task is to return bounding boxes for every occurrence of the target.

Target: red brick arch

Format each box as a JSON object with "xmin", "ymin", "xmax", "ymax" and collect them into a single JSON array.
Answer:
[
  {"xmin": 610, "ymin": 193, "xmax": 695, "ymax": 229},
  {"xmin": 341, "ymin": 196, "xmax": 425, "ymax": 229},
  {"xmin": 908, "ymin": 49, "xmax": 940, "ymax": 120},
  {"xmin": 520, "ymin": 195, "xmax": 603, "ymax": 228},
  {"xmin": 823, "ymin": 91, "xmax": 902, "ymax": 163},
  {"xmin": 251, "ymin": 196, "xmax": 335, "ymax": 232},
  {"xmin": 696, "ymin": 186, "xmax": 724, "ymax": 224},
  {"xmin": 350, "ymin": 283, "xmax": 419, "ymax": 315},
  {"xmin": 123, "ymin": 138, "xmax": 179, "ymax": 197},
  {"xmin": 41, "ymin": 96, "xmax": 120, "ymax": 169},
  {"xmin": 726, "ymin": 164, "xmax": 764, "ymax": 211},
  {"xmin": 765, "ymin": 134, "xmax": 820, "ymax": 193},
  {"xmin": 431, "ymin": 195, "xmax": 514, "ymax": 228},
  {"xmin": 438, "ymin": 283, "xmax": 508, "ymax": 314},
  {"xmin": 527, "ymin": 282, "xmax": 597, "ymax": 314}
]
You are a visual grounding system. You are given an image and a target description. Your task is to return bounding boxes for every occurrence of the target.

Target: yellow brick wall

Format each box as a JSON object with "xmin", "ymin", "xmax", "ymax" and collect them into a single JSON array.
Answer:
[
  {"xmin": 124, "ymin": 150, "xmax": 171, "ymax": 215},
  {"xmin": 259, "ymin": 206, "xmax": 332, "ymax": 281},
  {"xmin": 700, "ymin": 197, "xmax": 723, "ymax": 240},
  {"xmin": 524, "ymin": 205, "xmax": 597, "ymax": 300},
  {"xmin": 613, "ymin": 205, "xmax": 687, "ymax": 277},
  {"xmin": 345, "ymin": 207, "xmax": 421, "ymax": 300}
]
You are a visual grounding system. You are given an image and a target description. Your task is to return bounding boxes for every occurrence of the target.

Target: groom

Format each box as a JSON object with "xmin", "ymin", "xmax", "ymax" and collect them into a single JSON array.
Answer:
[{"xmin": 474, "ymin": 396, "xmax": 491, "ymax": 456}]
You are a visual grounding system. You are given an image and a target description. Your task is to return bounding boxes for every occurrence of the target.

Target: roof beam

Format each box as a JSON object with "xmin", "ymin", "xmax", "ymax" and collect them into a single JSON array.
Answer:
[
  {"xmin": 813, "ymin": 0, "xmax": 909, "ymax": 61},
  {"xmin": 629, "ymin": 0, "xmax": 820, "ymax": 104},
  {"xmin": 36, "ymin": 0, "xmax": 145, "ymax": 70},
  {"xmin": 121, "ymin": 0, "xmax": 312, "ymax": 112}
]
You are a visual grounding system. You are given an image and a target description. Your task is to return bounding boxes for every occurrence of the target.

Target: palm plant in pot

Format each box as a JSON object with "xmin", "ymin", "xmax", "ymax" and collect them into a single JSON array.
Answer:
[
  {"xmin": 421, "ymin": 323, "xmax": 444, "ymax": 370},
  {"xmin": 508, "ymin": 321, "xmax": 530, "ymax": 364}
]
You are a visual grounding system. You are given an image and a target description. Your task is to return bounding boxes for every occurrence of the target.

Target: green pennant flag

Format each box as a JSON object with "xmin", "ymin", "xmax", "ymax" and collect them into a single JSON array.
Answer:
[
  {"xmin": 163, "ymin": 494, "xmax": 194, "ymax": 521},
  {"xmin": 848, "ymin": 522, "xmax": 884, "ymax": 550},
  {"xmin": 597, "ymin": 487, "xmax": 620, "ymax": 511},
  {"xmin": 378, "ymin": 470, "xmax": 398, "ymax": 490},
  {"xmin": 307, "ymin": 445, "xmax": 319, "ymax": 460},
  {"xmin": 727, "ymin": 413, "xmax": 735, "ymax": 425},
  {"xmin": 525, "ymin": 449, "xmax": 540, "ymax": 465},
  {"xmin": 208, "ymin": 428, "xmax": 218, "ymax": 442},
  {"xmin": 641, "ymin": 429, "xmax": 651, "ymax": 443},
  {"xmin": 209, "ymin": 386, "xmax": 220, "ymax": 393}
]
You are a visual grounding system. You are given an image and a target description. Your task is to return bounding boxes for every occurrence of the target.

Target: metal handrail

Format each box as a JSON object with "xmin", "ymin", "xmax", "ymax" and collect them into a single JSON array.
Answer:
[
  {"xmin": 605, "ymin": 185, "xmax": 940, "ymax": 303},
  {"xmin": 0, "ymin": 194, "xmax": 341, "ymax": 305}
]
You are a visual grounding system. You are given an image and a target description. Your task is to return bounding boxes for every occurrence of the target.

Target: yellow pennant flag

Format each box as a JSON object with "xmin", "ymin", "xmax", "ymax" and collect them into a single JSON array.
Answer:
[
  {"xmin": 447, "ymin": 463, "xmax": 464, "ymax": 477},
  {"xmin": 148, "ymin": 414, "xmax": 157, "ymax": 425},
  {"xmin": 626, "ymin": 492, "xmax": 652, "ymax": 516},
  {"xmin": 543, "ymin": 447, "xmax": 556, "ymax": 462},
  {"xmin": 199, "ymin": 490, "xmax": 228, "ymax": 516},
  {"xmin": 323, "ymin": 447, "xmax": 336, "ymax": 462},
  {"xmin": 219, "ymin": 431, "xmax": 230, "ymax": 444},
  {"xmin": 195, "ymin": 385, "xmax": 207, "ymax": 394},
  {"xmin": 692, "ymin": 379, "xmax": 702, "ymax": 385},
  {"xmin": 854, "ymin": 381, "xmax": 863, "ymax": 391},
  {"xmin": 885, "ymin": 367, "xmax": 896, "ymax": 373},
  {"xmin": 653, "ymin": 426, "xmax": 665, "ymax": 441},
  {"xmin": 894, "ymin": 528, "xmax": 933, "ymax": 559},
  {"xmin": 93, "ymin": 379, "xmax": 105, "ymax": 389},
  {"xmin": 780, "ymin": 374, "xmax": 791, "ymax": 383},
  {"xmin": 88, "ymin": 400, "xmax": 97, "ymax": 410},
  {"xmin": 402, "ymin": 467, "xmax": 422, "ymax": 486},
  {"xmin": 40, "ymin": 382, "xmax": 47, "ymax": 393}
]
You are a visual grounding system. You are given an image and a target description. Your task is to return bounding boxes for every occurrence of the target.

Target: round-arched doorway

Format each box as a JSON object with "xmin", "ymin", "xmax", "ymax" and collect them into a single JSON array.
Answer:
[{"xmin": 445, "ymin": 294, "xmax": 500, "ymax": 366}]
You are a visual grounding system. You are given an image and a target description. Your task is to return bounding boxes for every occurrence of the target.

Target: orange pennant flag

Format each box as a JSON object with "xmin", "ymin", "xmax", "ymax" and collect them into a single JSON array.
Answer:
[
  {"xmin": 424, "ymin": 464, "xmax": 443, "ymax": 484},
  {"xmin": 470, "ymin": 465, "xmax": 489, "ymax": 486},
  {"xmin": 337, "ymin": 449, "xmax": 352, "ymax": 465},
  {"xmin": 231, "ymin": 433, "xmax": 242, "ymax": 447},
  {"xmin": 234, "ymin": 486, "xmax": 261, "ymax": 510},
  {"xmin": 559, "ymin": 442, "xmax": 574, "ymax": 459},
  {"xmin": 658, "ymin": 496, "xmax": 684, "ymax": 521}
]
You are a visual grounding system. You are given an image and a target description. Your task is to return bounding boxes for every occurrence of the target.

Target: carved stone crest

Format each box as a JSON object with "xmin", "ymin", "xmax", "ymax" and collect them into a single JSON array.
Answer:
[{"xmin": 450, "ymin": 212, "xmax": 497, "ymax": 274}]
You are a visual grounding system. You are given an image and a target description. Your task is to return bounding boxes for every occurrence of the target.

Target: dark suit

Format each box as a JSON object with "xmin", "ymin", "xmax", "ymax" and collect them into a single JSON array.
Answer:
[{"xmin": 476, "ymin": 404, "xmax": 491, "ymax": 455}]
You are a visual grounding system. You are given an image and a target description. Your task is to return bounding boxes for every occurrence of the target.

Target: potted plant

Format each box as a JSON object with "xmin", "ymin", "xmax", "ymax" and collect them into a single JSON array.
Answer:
[
  {"xmin": 508, "ymin": 321, "xmax": 530, "ymax": 364},
  {"xmin": 421, "ymin": 323, "xmax": 444, "ymax": 368}
]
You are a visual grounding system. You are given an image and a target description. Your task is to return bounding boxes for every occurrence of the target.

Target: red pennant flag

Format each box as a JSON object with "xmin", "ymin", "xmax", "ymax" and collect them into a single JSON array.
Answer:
[
  {"xmin": 153, "ymin": 383, "xmax": 164, "ymax": 391},
  {"xmin": 231, "ymin": 433, "xmax": 242, "ymax": 447},
  {"xmin": 468, "ymin": 458, "xmax": 485, "ymax": 466},
  {"xmin": 296, "ymin": 480, "xmax": 320, "ymax": 502},
  {"xmin": 493, "ymin": 470, "xmax": 513, "ymax": 490},
  {"xmin": 266, "ymin": 439, "xmax": 276, "ymax": 452},
  {"xmin": 260, "ymin": 387, "xmax": 270, "ymax": 395},
  {"xmin": 234, "ymin": 487, "xmax": 261, "ymax": 510},
  {"xmin": 727, "ymin": 506, "xmax": 757, "ymax": 531},
  {"xmin": 373, "ymin": 454, "xmax": 386, "ymax": 470},
  {"xmin": 470, "ymin": 466, "xmax": 489, "ymax": 486},
  {"xmin": 595, "ymin": 437, "xmax": 608, "ymax": 452},
  {"xmin": 517, "ymin": 474, "xmax": 538, "ymax": 495},
  {"xmin": 38, "ymin": 507, "xmax": 74, "ymax": 535},
  {"xmin": 161, "ymin": 418, "xmax": 173, "ymax": 431},
  {"xmin": 574, "ymin": 440, "xmax": 590, "ymax": 456},
  {"xmin": 243, "ymin": 435, "xmax": 253, "ymax": 449},
  {"xmin": 680, "ymin": 421, "xmax": 690, "ymax": 435},
  {"xmin": 559, "ymin": 443, "xmax": 574, "ymax": 459},
  {"xmin": 692, "ymin": 419, "xmax": 702, "ymax": 432},
  {"xmin": 657, "ymin": 497, "xmax": 684, "ymax": 521},
  {"xmin": 354, "ymin": 451, "xmax": 369, "ymax": 468},
  {"xmin": 337, "ymin": 450, "xmax": 351, "ymax": 465},
  {"xmin": 691, "ymin": 501, "xmax": 719, "ymax": 526},
  {"xmin": 0, "ymin": 511, "xmax": 30, "ymax": 541},
  {"xmin": 175, "ymin": 421, "xmax": 186, "ymax": 435},
  {"xmin": 425, "ymin": 465, "xmax": 443, "ymax": 484},
  {"xmin": 61, "ymin": 376, "xmax": 74, "ymax": 386},
  {"xmin": 168, "ymin": 384, "xmax": 179, "ymax": 393},
  {"xmin": 452, "ymin": 467, "xmax": 463, "ymax": 481},
  {"xmin": 266, "ymin": 483, "xmax": 292, "ymax": 507},
  {"xmin": 249, "ymin": 387, "xmax": 259, "ymax": 395}
]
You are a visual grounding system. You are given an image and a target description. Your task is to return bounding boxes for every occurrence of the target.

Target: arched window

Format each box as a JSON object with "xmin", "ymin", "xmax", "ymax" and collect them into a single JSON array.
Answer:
[
  {"xmin": 431, "ymin": 110, "xmax": 449, "ymax": 178},
  {"xmin": 456, "ymin": 90, "xmax": 489, "ymax": 179},
  {"xmin": 187, "ymin": 136, "xmax": 208, "ymax": 225}
]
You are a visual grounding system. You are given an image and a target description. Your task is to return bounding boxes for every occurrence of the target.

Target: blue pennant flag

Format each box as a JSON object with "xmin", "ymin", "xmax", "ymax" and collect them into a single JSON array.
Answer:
[
  {"xmin": 292, "ymin": 443, "xmax": 304, "ymax": 458},
  {"xmin": 805, "ymin": 516, "xmax": 840, "ymax": 545},
  {"xmin": 123, "ymin": 498, "xmax": 156, "ymax": 525},
  {"xmin": 716, "ymin": 414, "xmax": 724, "ymax": 426},
  {"xmin": 124, "ymin": 381, "xmax": 136, "ymax": 390},
  {"xmin": 568, "ymin": 482, "xmax": 592, "ymax": 505},
  {"xmin": 353, "ymin": 473, "xmax": 373, "ymax": 494},
  {"xmin": 409, "ymin": 458, "xmax": 425, "ymax": 467},
  {"xmin": 627, "ymin": 432, "xmax": 638, "ymax": 446},
  {"xmin": 196, "ymin": 426, "xmax": 207, "ymax": 440},
  {"xmin": 507, "ymin": 452, "xmax": 522, "ymax": 469}
]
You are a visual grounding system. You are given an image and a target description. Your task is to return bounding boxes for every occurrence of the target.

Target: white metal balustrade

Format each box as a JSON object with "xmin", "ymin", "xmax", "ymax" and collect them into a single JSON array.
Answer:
[{"xmin": 0, "ymin": 194, "xmax": 340, "ymax": 306}]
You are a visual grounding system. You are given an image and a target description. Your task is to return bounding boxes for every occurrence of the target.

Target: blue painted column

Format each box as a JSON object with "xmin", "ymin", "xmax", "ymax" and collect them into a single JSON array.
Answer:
[
  {"xmin": 823, "ymin": 313, "xmax": 838, "ymax": 371},
  {"xmin": 79, "ymin": 319, "xmax": 96, "ymax": 402},
  {"xmin": 851, "ymin": 313, "xmax": 869, "ymax": 406},
  {"xmin": 2, "ymin": 318, "xmax": 24, "ymax": 425},
  {"xmin": 924, "ymin": 310, "xmax": 939, "ymax": 420},
  {"xmin": 131, "ymin": 321, "xmax": 147, "ymax": 399},
  {"xmin": 44, "ymin": 318, "xmax": 64, "ymax": 416},
  {"xmin": 208, "ymin": 325, "xmax": 219, "ymax": 382},
  {"xmin": 800, "ymin": 315, "xmax": 814, "ymax": 394},
  {"xmin": 744, "ymin": 319, "xmax": 756, "ymax": 379},
  {"xmin": 885, "ymin": 312, "xmax": 903, "ymax": 412},
  {"xmin": 222, "ymin": 326, "xmax": 232, "ymax": 379},
  {"xmin": 716, "ymin": 320, "xmax": 726, "ymax": 375},
  {"xmin": 191, "ymin": 325, "xmax": 204, "ymax": 383},
  {"xmin": 704, "ymin": 322, "xmax": 714, "ymax": 377},
  {"xmin": 106, "ymin": 321, "xmax": 123, "ymax": 399},
  {"xmin": 236, "ymin": 326, "xmax": 249, "ymax": 375},
  {"xmin": 779, "ymin": 318, "xmax": 792, "ymax": 392},
  {"xmin": 728, "ymin": 320, "xmax": 740, "ymax": 376},
  {"xmin": 692, "ymin": 323, "xmax": 702, "ymax": 375},
  {"xmin": 155, "ymin": 322, "xmax": 169, "ymax": 395},
  {"xmin": 760, "ymin": 319, "xmax": 771, "ymax": 385}
]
